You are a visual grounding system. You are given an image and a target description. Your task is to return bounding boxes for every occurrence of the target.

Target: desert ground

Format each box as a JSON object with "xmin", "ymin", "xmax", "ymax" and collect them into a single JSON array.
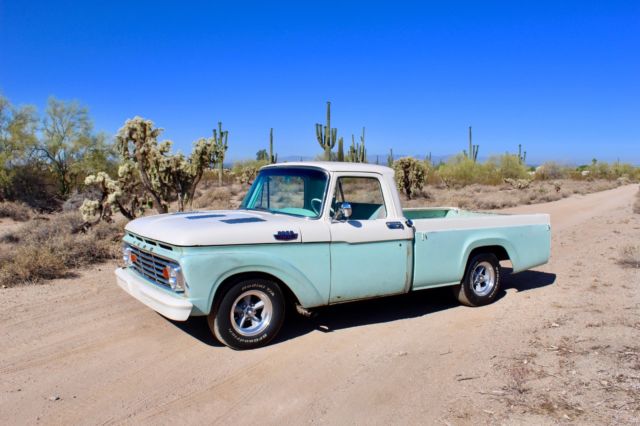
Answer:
[{"xmin": 1, "ymin": 184, "xmax": 638, "ymax": 425}]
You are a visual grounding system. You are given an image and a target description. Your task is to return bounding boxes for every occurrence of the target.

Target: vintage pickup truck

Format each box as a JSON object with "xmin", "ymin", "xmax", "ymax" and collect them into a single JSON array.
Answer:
[{"xmin": 116, "ymin": 162, "xmax": 551, "ymax": 349}]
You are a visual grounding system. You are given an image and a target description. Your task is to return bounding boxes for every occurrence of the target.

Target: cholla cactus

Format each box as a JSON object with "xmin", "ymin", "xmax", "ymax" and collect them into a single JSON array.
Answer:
[
  {"xmin": 81, "ymin": 166, "xmax": 146, "ymax": 223},
  {"xmin": 393, "ymin": 157, "xmax": 426, "ymax": 199},
  {"xmin": 115, "ymin": 117, "xmax": 172, "ymax": 213},
  {"xmin": 160, "ymin": 137, "xmax": 220, "ymax": 211},
  {"xmin": 116, "ymin": 117, "xmax": 220, "ymax": 213}
]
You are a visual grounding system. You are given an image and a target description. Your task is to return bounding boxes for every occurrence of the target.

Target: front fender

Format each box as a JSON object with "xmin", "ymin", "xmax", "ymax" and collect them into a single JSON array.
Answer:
[{"xmin": 180, "ymin": 247, "xmax": 329, "ymax": 315}]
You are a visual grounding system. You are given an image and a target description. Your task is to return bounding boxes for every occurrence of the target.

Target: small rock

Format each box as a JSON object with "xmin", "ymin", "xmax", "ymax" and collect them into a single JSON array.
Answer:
[
  {"xmin": 600, "ymin": 380, "xmax": 609, "ymax": 386},
  {"xmin": 551, "ymin": 322, "xmax": 560, "ymax": 327},
  {"xmin": 48, "ymin": 395, "xmax": 60, "ymax": 401},
  {"xmin": 395, "ymin": 351, "xmax": 408, "ymax": 357}
]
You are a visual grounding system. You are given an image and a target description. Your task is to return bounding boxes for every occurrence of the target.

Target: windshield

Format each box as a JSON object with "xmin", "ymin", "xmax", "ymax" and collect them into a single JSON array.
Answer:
[{"xmin": 240, "ymin": 167, "xmax": 329, "ymax": 218}]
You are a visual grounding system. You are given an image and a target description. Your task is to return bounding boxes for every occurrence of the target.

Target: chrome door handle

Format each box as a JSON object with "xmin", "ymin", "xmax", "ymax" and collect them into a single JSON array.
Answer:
[{"xmin": 386, "ymin": 221, "xmax": 405, "ymax": 230}]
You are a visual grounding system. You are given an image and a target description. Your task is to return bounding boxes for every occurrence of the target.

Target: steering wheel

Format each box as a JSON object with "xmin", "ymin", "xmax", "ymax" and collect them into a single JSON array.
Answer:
[{"xmin": 310, "ymin": 198, "xmax": 323, "ymax": 215}]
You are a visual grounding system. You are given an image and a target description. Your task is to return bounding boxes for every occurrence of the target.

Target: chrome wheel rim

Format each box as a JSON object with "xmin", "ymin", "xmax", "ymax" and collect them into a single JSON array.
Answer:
[
  {"xmin": 230, "ymin": 290, "xmax": 273, "ymax": 337},
  {"xmin": 471, "ymin": 261, "xmax": 496, "ymax": 297}
]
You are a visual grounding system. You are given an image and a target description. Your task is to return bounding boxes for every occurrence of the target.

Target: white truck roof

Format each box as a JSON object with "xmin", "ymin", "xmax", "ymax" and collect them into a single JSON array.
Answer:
[{"xmin": 263, "ymin": 161, "xmax": 394, "ymax": 175}]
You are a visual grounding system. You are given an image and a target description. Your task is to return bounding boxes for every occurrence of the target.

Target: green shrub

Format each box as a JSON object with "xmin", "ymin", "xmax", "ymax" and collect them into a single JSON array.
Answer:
[
  {"xmin": 492, "ymin": 154, "xmax": 529, "ymax": 180},
  {"xmin": 231, "ymin": 160, "xmax": 268, "ymax": 184},
  {"xmin": 393, "ymin": 157, "xmax": 426, "ymax": 199},
  {"xmin": 437, "ymin": 154, "xmax": 500, "ymax": 187}
]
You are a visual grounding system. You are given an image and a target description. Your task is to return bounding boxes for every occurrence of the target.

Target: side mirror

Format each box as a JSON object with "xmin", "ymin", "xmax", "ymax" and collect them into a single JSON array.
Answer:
[{"xmin": 338, "ymin": 202, "xmax": 352, "ymax": 220}]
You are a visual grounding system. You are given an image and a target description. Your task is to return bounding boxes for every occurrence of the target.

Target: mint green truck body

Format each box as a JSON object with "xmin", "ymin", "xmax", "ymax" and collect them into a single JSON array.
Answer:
[{"xmin": 116, "ymin": 162, "xmax": 551, "ymax": 326}]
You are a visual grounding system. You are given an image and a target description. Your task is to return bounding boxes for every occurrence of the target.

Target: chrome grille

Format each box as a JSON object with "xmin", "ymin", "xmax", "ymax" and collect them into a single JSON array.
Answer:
[{"xmin": 130, "ymin": 246, "xmax": 171, "ymax": 288}]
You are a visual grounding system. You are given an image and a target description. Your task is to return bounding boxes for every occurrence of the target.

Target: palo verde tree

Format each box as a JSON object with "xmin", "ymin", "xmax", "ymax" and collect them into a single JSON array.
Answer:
[
  {"xmin": 0, "ymin": 95, "xmax": 38, "ymax": 199},
  {"xmin": 315, "ymin": 101, "xmax": 337, "ymax": 161},
  {"xmin": 36, "ymin": 97, "xmax": 110, "ymax": 197}
]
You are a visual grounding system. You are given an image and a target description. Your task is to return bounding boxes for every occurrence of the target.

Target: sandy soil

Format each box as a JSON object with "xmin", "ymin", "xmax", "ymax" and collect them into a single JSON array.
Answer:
[{"xmin": 1, "ymin": 185, "xmax": 638, "ymax": 425}]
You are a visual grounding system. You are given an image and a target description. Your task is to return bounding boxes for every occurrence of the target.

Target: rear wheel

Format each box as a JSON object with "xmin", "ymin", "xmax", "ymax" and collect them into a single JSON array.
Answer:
[
  {"xmin": 208, "ymin": 279, "xmax": 285, "ymax": 350},
  {"xmin": 453, "ymin": 253, "xmax": 501, "ymax": 307}
]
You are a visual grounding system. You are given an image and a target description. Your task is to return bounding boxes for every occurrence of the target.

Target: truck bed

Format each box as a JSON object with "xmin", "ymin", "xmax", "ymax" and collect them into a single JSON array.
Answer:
[{"xmin": 404, "ymin": 207, "xmax": 551, "ymax": 291}]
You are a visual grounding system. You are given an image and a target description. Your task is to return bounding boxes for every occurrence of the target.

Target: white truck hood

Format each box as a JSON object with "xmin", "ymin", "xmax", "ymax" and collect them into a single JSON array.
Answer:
[{"xmin": 125, "ymin": 210, "xmax": 308, "ymax": 246}]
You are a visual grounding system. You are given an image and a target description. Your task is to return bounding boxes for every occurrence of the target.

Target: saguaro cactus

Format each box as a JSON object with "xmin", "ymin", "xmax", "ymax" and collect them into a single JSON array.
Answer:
[
  {"xmin": 387, "ymin": 148, "xmax": 394, "ymax": 167},
  {"xmin": 465, "ymin": 126, "xmax": 479, "ymax": 162},
  {"xmin": 269, "ymin": 128, "xmax": 277, "ymax": 164},
  {"xmin": 213, "ymin": 121, "xmax": 228, "ymax": 186},
  {"xmin": 347, "ymin": 127, "xmax": 367, "ymax": 163},
  {"xmin": 315, "ymin": 101, "xmax": 337, "ymax": 161},
  {"xmin": 518, "ymin": 144, "xmax": 527, "ymax": 165},
  {"xmin": 425, "ymin": 151, "xmax": 432, "ymax": 164},
  {"xmin": 337, "ymin": 137, "xmax": 345, "ymax": 161}
]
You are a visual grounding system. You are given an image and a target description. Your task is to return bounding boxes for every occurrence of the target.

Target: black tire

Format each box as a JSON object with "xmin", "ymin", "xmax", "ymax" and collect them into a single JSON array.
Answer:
[
  {"xmin": 208, "ymin": 278, "xmax": 285, "ymax": 350},
  {"xmin": 453, "ymin": 253, "xmax": 501, "ymax": 307}
]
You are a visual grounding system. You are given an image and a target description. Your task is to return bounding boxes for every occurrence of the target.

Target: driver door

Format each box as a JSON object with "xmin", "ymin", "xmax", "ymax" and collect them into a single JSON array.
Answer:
[{"xmin": 329, "ymin": 174, "xmax": 413, "ymax": 303}]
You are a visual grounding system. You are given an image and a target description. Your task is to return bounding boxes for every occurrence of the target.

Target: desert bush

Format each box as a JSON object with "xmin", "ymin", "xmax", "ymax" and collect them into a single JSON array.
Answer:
[
  {"xmin": 619, "ymin": 245, "xmax": 640, "ymax": 268},
  {"xmin": 0, "ymin": 212, "xmax": 123, "ymax": 286},
  {"xmin": 437, "ymin": 155, "xmax": 500, "ymax": 187},
  {"xmin": 232, "ymin": 160, "xmax": 268, "ymax": 184},
  {"xmin": 634, "ymin": 189, "xmax": 640, "ymax": 214},
  {"xmin": 504, "ymin": 178, "xmax": 531, "ymax": 190},
  {"xmin": 195, "ymin": 187, "xmax": 233, "ymax": 209},
  {"xmin": 535, "ymin": 162, "xmax": 568, "ymax": 180},
  {"xmin": 491, "ymin": 154, "xmax": 529, "ymax": 180},
  {"xmin": 393, "ymin": 157, "xmax": 426, "ymax": 199},
  {"xmin": 0, "ymin": 201, "xmax": 32, "ymax": 221}
]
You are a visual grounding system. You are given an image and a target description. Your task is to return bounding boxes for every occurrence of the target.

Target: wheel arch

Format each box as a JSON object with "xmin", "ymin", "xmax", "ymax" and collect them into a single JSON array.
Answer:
[
  {"xmin": 467, "ymin": 245, "xmax": 510, "ymax": 263},
  {"xmin": 209, "ymin": 270, "xmax": 303, "ymax": 315}
]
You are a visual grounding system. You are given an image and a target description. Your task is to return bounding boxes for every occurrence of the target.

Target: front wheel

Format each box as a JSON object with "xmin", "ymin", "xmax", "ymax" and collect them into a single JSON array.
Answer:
[
  {"xmin": 453, "ymin": 253, "xmax": 501, "ymax": 307},
  {"xmin": 208, "ymin": 279, "xmax": 285, "ymax": 350}
]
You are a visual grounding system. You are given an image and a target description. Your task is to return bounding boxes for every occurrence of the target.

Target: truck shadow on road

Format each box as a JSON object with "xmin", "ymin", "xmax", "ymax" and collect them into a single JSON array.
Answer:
[{"xmin": 168, "ymin": 268, "xmax": 556, "ymax": 348}]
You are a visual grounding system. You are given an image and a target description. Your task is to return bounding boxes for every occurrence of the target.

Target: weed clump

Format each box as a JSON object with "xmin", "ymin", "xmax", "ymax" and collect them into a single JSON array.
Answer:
[
  {"xmin": 619, "ymin": 245, "xmax": 640, "ymax": 269},
  {"xmin": 0, "ymin": 212, "xmax": 123, "ymax": 286},
  {"xmin": 0, "ymin": 201, "xmax": 32, "ymax": 222}
]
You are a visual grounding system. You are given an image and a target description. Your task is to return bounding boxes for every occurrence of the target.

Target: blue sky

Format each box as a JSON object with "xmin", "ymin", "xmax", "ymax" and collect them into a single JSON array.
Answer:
[{"xmin": 1, "ymin": 1, "xmax": 638, "ymax": 164}]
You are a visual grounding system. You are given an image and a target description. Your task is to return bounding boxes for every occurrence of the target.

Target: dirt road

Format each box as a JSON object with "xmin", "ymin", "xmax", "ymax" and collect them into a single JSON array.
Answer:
[{"xmin": 1, "ymin": 185, "xmax": 638, "ymax": 425}]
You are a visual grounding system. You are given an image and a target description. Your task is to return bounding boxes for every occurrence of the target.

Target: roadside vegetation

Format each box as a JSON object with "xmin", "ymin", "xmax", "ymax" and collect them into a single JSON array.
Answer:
[
  {"xmin": 0, "ymin": 212, "xmax": 123, "ymax": 287},
  {"xmin": 1, "ymin": 95, "xmax": 639, "ymax": 286}
]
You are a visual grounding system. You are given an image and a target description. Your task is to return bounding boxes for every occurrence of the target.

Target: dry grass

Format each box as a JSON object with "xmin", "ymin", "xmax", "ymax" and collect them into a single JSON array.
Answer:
[
  {"xmin": 194, "ymin": 184, "xmax": 247, "ymax": 210},
  {"xmin": 0, "ymin": 201, "xmax": 32, "ymax": 222},
  {"xmin": 619, "ymin": 245, "xmax": 640, "ymax": 269},
  {"xmin": 402, "ymin": 179, "xmax": 622, "ymax": 210},
  {"xmin": 0, "ymin": 212, "xmax": 124, "ymax": 286},
  {"xmin": 634, "ymin": 188, "xmax": 640, "ymax": 214}
]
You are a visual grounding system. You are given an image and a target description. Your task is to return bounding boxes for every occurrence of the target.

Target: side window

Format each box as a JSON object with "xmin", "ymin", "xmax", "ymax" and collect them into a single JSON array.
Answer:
[{"xmin": 333, "ymin": 177, "xmax": 387, "ymax": 220}]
